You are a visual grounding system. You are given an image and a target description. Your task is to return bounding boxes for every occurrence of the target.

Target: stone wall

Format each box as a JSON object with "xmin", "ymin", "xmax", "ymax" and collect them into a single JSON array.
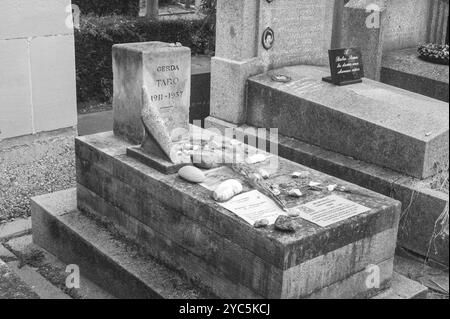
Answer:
[
  {"xmin": 339, "ymin": 0, "xmax": 448, "ymax": 80},
  {"xmin": 0, "ymin": 0, "xmax": 77, "ymax": 141}
]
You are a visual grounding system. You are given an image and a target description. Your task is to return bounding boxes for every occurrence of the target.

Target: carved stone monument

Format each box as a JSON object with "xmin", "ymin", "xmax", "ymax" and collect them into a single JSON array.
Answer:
[{"xmin": 113, "ymin": 42, "xmax": 192, "ymax": 172}]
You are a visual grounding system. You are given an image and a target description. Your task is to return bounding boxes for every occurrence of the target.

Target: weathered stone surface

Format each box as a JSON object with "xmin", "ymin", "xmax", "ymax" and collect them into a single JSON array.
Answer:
[
  {"xmin": 31, "ymin": 189, "xmax": 207, "ymax": 299},
  {"xmin": 75, "ymin": 130, "xmax": 401, "ymax": 298},
  {"xmin": 246, "ymin": 65, "xmax": 449, "ymax": 179},
  {"xmin": 426, "ymin": 0, "xmax": 449, "ymax": 45},
  {"xmin": 210, "ymin": 0, "xmax": 337, "ymax": 125},
  {"xmin": 30, "ymin": 35, "xmax": 77, "ymax": 133},
  {"xmin": 0, "ymin": 39, "xmax": 33, "ymax": 139},
  {"xmin": 372, "ymin": 272, "xmax": 428, "ymax": 300},
  {"xmin": 204, "ymin": 117, "xmax": 449, "ymax": 266},
  {"xmin": 382, "ymin": 0, "xmax": 431, "ymax": 52},
  {"xmin": 339, "ymin": 0, "xmax": 387, "ymax": 81},
  {"xmin": 381, "ymin": 47, "xmax": 449, "ymax": 102},
  {"xmin": 0, "ymin": 259, "xmax": 39, "ymax": 299},
  {"xmin": 0, "ymin": 0, "xmax": 77, "ymax": 141},
  {"xmin": 0, "ymin": 0, "xmax": 73, "ymax": 40},
  {"xmin": 0, "ymin": 218, "xmax": 31, "ymax": 241},
  {"xmin": 113, "ymin": 42, "xmax": 191, "ymax": 145},
  {"xmin": 32, "ymin": 188, "xmax": 420, "ymax": 299}
]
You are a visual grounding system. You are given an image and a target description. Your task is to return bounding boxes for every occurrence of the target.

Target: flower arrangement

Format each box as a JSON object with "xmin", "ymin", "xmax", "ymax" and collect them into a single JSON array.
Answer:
[{"xmin": 418, "ymin": 43, "xmax": 449, "ymax": 65}]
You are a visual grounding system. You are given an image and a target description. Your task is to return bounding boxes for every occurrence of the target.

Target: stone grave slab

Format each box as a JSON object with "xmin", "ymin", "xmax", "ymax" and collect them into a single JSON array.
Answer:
[
  {"xmin": 75, "ymin": 128, "xmax": 401, "ymax": 299},
  {"xmin": 246, "ymin": 65, "xmax": 449, "ymax": 179}
]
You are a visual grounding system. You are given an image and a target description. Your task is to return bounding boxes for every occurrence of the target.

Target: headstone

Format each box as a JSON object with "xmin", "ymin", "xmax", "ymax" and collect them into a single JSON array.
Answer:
[
  {"xmin": 338, "ymin": 0, "xmax": 387, "ymax": 80},
  {"xmin": 210, "ymin": 0, "xmax": 338, "ymax": 125},
  {"xmin": 139, "ymin": 0, "xmax": 159, "ymax": 18},
  {"xmin": 113, "ymin": 42, "xmax": 191, "ymax": 166}
]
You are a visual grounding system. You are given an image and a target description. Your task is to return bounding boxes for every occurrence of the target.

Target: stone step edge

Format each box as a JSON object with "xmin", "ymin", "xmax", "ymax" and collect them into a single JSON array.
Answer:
[
  {"xmin": 32, "ymin": 188, "xmax": 428, "ymax": 299},
  {"xmin": 31, "ymin": 188, "xmax": 208, "ymax": 299},
  {"xmin": 0, "ymin": 258, "xmax": 40, "ymax": 299}
]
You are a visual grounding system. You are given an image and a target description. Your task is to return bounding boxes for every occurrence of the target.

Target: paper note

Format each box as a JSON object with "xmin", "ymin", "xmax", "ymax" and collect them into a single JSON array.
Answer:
[
  {"xmin": 296, "ymin": 195, "xmax": 371, "ymax": 227},
  {"xmin": 219, "ymin": 190, "xmax": 286, "ymax": 226}
]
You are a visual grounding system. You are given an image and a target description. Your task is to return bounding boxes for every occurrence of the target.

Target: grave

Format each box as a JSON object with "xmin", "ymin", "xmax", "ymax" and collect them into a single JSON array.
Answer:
[
  {"xmin": 205, "ymin": 0, "xmax": 449, "ymax": 265},
  {"xmin": 381, "ymin": 47, "xmax": 449, "ymax": 102},
  {"xmin": 30, "ymin": 41, "xmax": 428, "ymax": 299}
]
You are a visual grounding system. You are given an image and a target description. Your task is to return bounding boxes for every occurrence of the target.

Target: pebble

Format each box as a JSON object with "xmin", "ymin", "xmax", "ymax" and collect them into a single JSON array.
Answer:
[
  {"xmin": 259, "ymin": 169, "xmax": 270, "ymax": 179},
  {"xmin": 271, "ymin": 188, "xmax": 281, "ymax": 196},
  {"xmin": 178, "ymin": 166, "xmax": 206, "ymax": 183},
  {"xmin": 288, "ymin": 209, "xmax": 301, "ymax": 218},
  {"xmin": 192, "ymin": 152, "xmax": 222, "ymax": 170},
  {"xmin": 292, "ymin": 171, "xmax": 310, "ymax": 179},
  {"xmin": 254, "ymin": 219, "xmax": 270, "ymax": 228},
  {"xmin": 212, "ymin": 179, "xmax": 243, "ymax": 202},
  {"xmin": 327, "ymin": 184, "xmax": 338, "ymax": 192},
  {"xmin": 274, "ymin": 215, "xmax": 296, "ymax": 232},
  {"xmin": 309, "ymin": 181, "xmax": 321, "ymax": 187},
  {"xmin": 288, "ymin": 189, "xmax": 303, "ymax": 197},
  {"xmin": 246, "ymin": 154, "xmax": 267, "ymax": 164}
]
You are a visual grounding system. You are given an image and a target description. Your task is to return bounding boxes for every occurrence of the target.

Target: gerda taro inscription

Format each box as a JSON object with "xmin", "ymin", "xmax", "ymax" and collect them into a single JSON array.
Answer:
[{"xmin": 113, "ymin": 42, "xmax": 191, "ymax": 153}]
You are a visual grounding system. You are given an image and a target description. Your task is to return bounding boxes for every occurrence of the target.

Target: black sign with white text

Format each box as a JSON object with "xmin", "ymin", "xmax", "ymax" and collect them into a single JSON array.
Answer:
[{"xmin": 323, "ymin": 48, "xmax": 364, "ymax": 86}]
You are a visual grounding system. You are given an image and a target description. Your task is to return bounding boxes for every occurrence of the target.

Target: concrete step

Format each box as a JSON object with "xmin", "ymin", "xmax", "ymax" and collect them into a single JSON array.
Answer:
[
  {"xmin": 246, "ymin": 65, "xmax": 449, "ymax": 179},
  {"xmin": 32, "ymin": 189, "xmax": 208, "ymax": 299},
  {"xmin": 0, "ymin": 258, "xmax": 39, "ymax": 299},
  {"xmin": 31, "ymin": 188, "xmax": 428, "ymax": 299},
  {"xmin": 2, "ymin": 235, "xmax": 114, "ymax": 299}
]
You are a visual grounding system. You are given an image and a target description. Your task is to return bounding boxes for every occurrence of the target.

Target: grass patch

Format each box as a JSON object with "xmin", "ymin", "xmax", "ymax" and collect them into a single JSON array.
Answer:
[{"xmin": 431, "ymin": 161, "xmax": 449, "ymax": 194}]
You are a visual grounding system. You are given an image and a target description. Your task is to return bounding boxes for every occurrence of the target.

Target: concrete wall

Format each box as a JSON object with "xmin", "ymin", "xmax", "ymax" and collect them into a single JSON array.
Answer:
[
  {"xmin": 383, "ymin": 0, "xmax": 432, "ymax": 52},
  {"xmin": 0, "ymin": 0, "xmax": 77, "ymax": 141}
]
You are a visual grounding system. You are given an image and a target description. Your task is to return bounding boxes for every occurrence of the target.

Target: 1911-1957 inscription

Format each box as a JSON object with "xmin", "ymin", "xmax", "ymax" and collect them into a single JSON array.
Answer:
[{"xmin": 150, "ymin": 64, "xmax": 184, "ymax": 109}]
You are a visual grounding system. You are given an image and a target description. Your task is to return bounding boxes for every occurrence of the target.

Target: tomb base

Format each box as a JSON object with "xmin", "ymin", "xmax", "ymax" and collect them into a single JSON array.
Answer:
[
  {"xmin": 31, "ymin": 188, "xmax": 429, "ymax": 299},
  {"xmin": 65, "ymin": 129, "xmax": 404, "ymax": 299}
]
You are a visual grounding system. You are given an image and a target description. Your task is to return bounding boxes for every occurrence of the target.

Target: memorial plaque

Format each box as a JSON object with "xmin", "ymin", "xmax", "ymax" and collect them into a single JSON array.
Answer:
[{"xmin": 322, "ymin": 48, "xmax": 364, "ymax": 86}]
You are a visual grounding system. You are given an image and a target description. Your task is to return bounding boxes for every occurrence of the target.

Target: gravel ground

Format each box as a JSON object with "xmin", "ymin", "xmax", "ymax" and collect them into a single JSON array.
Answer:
[{"xmin": 0, "ymin": 135, "xmax": 76, "ymax": 224}]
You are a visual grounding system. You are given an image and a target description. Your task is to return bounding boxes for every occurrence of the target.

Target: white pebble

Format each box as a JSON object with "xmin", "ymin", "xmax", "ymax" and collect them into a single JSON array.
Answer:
[
  {"xmin": 213, "ymin": 179, "xmax": 243, "ymax": 202},
  {"xmin": 178, "ymin": 166, "xmax": 206, "ymax": 184},
  {"xmin": 259, "ymin": 169, "xmax": 270, "ymax": 179},
  {"xmin": 292, "ymin": 171, "xmax": 310, "ymax": 179},
  {"xmin": 288, "ymin": 189, "xmax": 303, "ymax": 197},
  {"xmin": 271, "ymin": 188, "xmax": 281, "ymax": 196},
  {"xmin": 327, "ymin": 184, "xmax": 338, "ymax": 192},
  {"xmin": 246, "ymin": 154, "xmax": 267, "ymax": 164},
  {"xmin": 309, "ymin": 181, "xmax": 322, "ymax": 187}
]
